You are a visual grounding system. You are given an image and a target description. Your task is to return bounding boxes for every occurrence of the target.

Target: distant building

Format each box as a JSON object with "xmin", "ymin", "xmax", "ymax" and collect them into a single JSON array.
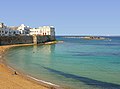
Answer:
[
  {"xmin": 0, "ymin": 22, "xmax": 55, "ymax": 37},
  {"xmin": 0, "ymin": 23, "xmax": 30, "ymax": 36},
  {"xmin": 8, "ymin": 27, "xmax": 21, "ymax": 36},
  {"xmin": 17, "ymin": 24, "xmax": 30, "ymax": 35},
  {"xmin": 29, "ymin": 26, "xmax": 55, "ymax": 36},
  {"xmin": 0, "ymin": 23, "xmax": 4, "ymax": 28},
  {"xmin": 0, "ymin": 23, "xmax": 10, "ymax": 36},
  {"xmin": 0, "ymin": 28, "xmax": 10, "ymax": 36}
]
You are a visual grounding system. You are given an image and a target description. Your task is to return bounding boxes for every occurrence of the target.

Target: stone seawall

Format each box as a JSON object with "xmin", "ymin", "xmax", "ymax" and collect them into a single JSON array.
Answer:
[
  {"xmin": 37, "ymin": 35, "xmax": 55, "ymax": 43},
  {"xmin": 0, "ymin": 35, "xmax": 55, "ymax": 45}
]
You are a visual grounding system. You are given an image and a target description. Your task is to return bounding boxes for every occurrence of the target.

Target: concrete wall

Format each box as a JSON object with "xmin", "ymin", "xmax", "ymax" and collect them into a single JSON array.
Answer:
[{"xmin": 0, "ymin": 35, "xmax": 55, "ymax": 45}]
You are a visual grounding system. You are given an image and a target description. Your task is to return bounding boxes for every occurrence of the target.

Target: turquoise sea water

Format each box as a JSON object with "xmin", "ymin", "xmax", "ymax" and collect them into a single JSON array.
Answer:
[{"xmin": 5, "ymin": 36, "xmax": 120, "ymax": 89}]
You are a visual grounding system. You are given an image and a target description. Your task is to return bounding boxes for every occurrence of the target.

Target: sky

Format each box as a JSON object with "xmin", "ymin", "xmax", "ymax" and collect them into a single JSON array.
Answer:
[{"xmin": 0, "ymin": 0, "xmax": 120, "ymax": 36}]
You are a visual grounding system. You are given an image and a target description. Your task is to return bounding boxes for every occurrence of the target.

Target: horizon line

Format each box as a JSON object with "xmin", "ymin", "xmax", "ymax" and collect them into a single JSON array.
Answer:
[{"xmin": 56, "ymin": 34, "xmax": 120, "ymax": 36}]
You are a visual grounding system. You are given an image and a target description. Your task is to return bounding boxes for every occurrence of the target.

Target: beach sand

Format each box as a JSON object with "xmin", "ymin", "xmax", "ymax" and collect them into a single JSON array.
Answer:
[
  {"xmin": 0, "ymin": 44, "xmax": 58, "ymax": 89},
  {"xmin": 0, "ymin": 63, "xmax": 49, "ymax": 89}
]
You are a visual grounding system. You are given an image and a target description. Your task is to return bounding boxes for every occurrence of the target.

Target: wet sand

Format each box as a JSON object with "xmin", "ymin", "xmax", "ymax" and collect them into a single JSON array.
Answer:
[{"xmin": 0, "ymin": 44, "xmax": 60, "ymax": 89}]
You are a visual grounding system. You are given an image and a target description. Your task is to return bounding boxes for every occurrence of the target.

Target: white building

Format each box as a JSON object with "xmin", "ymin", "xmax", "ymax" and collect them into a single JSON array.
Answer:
[
  {"xmin": 0, "ymin": 23, "xmax": 10, "ymax": 36},
  {"xmin": 29, "ymin": 26, "xmax": 55, "ymax": 36},
  {"xmin": 0, "ymin": 23, "xmax": 29, "ymax": 36},
  {"xmin": 0, "ymin": 22, "xmax": 55, "ymax": 37},
  {"xmin": 0, "ymin": 23, "xmax": 4, "ymax": 28},
  {"xmin": 17, "ymin": 24, "xmax": 30, "ymax": 35},
  {"xmin": 0, "ymin": 28, "xmax": 10, "ymax": 36},
  {"xmin": 8, "ymin": 27, "xmax": 20, "ymax": 36}
]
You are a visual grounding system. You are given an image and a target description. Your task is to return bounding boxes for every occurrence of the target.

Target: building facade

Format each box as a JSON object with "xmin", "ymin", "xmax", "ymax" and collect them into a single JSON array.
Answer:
[
  {"xmin": 0, "ymin": 22, "xmax": 55, "ymax": 37},
  {"xmin": 0, "ymin": 23, "xmax": 10, "ymax": 36},
  {"xmin": 17, "ymin": 24, "xmax": 30, "ymax": 35},
  {"xmin": 29, "ymin": 26, "xmax": 55, "ymax": 36},
  {"xmin": 0, "ymin": 23, "xmax": 31, "ymax": 36}
]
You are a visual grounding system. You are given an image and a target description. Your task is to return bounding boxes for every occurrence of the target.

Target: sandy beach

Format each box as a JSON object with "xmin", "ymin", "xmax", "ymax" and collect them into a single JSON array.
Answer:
[{"xmin": 0, "ymin": 44, "xmax": 59, "ymax": 89}]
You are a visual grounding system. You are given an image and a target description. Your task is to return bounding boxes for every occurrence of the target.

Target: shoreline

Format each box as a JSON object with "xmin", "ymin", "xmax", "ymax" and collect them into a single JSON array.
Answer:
[{"xmin": 0, "ymin": 43, "xmax": 62, "ymax": 89}]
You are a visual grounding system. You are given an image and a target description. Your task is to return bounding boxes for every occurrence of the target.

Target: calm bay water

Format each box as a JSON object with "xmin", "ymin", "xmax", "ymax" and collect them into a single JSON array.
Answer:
[{"xmin": 5, "ymin": 36, "xmax": 120, "ymax": 89}]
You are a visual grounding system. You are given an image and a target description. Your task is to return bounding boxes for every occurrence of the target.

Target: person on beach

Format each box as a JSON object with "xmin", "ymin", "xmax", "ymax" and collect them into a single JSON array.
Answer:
[{"xmin": 12, "ymin": 71, "xmax": 17, "ymax": 75}]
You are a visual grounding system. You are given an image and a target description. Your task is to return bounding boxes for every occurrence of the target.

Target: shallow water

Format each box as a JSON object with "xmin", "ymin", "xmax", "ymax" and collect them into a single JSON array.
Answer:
[{"xmin": 5, "ymin": 36, "xmax": 120, "ymax": 89}]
